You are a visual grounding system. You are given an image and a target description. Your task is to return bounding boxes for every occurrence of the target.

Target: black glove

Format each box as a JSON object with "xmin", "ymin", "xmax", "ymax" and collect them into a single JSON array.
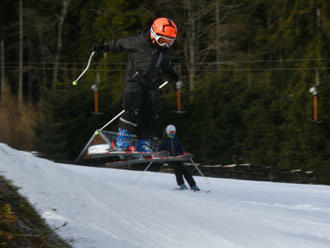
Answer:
[{"xmin": 92, "ymin": 40, "xmax": 108, "ymax": 53}]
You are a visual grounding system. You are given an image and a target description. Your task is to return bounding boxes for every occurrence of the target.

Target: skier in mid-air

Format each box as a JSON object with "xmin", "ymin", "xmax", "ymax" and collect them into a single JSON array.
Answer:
[
  {"xmin": 158, "ymin": 125, "xmax": 200, "ymax": 191},
  {"xmin": 93, "ymin": 17, "xmax": 181, "ymax": 152}
]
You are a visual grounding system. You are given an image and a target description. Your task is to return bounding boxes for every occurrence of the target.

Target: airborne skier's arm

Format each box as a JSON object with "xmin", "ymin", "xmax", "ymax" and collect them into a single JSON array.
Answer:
[
  {"xmin": 106, "ymin": 36, "xmax": 141, "ymax": 53},
  {"xmin": 93, "ymin": 36, "xmax": 141, "ymax": 53}
]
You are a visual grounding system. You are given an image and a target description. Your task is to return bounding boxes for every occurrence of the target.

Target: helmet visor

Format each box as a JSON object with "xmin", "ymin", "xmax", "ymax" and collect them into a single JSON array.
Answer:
[
  {"xmin": 157, "ymin": 37, "xmax": 175, "ymax": 47},
  {"xmin": 151, "ymin": 28, "xmax": 175, "ymax": 47}
]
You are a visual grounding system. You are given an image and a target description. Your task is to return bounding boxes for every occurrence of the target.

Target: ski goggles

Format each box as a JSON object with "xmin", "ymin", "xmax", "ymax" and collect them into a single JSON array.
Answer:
[{"xmin": 150, "ymin": 28, "xmax": 176, "ymax": 47}]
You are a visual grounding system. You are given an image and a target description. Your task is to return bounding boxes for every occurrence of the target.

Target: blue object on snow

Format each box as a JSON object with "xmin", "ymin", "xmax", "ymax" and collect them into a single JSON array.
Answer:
[
  {"xmin": 191, "ymin": 185, "xmax": 200, "ymax": 191},
  {"xmin": 179, "ymin": 184, "xmax": 188, "ymax": 190}
]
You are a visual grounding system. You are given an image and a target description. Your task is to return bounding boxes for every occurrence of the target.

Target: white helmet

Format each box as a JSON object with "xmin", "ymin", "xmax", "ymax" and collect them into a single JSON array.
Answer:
[{"xmin": 166, "ymin": 124, "xmax": 176, "ymax": 138}]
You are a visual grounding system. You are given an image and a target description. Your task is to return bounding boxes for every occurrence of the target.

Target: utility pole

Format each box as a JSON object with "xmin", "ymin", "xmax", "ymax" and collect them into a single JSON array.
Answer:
[
  {"xmin": 314, "ymin": 70, "xmax": 320, "ymax": 122},
  {"xmin": 91, "ymin": 72, "xmax": 100, "ymax": 113},
  {"xmin": 18, "ymin": 0, "xmax": 24, "ymax": 107},
  {"xmin": 311, "ymin": 8, "xmax": 321, "ymax": 123}
]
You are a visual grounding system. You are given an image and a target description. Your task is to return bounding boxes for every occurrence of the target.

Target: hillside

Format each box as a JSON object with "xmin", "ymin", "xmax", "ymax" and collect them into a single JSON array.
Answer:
[{"xmin": 0, "ymin": 143, "xmax": 329, "ymax": 248}]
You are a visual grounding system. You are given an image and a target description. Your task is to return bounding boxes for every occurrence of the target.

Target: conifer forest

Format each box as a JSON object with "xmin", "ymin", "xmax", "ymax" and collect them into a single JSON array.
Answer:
[{"xmin": 1, "ymin": 1, "xmax": 330, "ymax": 184}]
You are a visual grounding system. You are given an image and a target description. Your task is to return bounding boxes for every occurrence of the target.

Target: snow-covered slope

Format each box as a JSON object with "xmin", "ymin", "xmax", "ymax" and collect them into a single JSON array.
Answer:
[{"xmin": 0, "ymin": 143, "xmax": 329, "ymax": 248}]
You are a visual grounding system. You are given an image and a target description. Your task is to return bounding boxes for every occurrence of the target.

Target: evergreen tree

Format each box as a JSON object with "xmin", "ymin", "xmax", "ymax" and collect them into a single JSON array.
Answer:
[{"xmin": 3, "ymin": 0, "xmax": 330, "ymax": 184}]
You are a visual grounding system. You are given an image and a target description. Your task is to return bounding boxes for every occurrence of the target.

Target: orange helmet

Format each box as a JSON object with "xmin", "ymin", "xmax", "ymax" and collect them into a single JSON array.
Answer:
[{"xmin": 150, "ymin": 18, "xmax": 177, "ymax": 47}]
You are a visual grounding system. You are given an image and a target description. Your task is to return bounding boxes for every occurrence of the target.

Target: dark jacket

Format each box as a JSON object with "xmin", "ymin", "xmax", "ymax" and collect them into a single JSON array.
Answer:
[
  {"xmin": 158, "ymin": 137, "xmax": 184, "ymax": 156},
  {"xmin": 106, "ymin": 32, "xmax": 178, "ymax": 88}
]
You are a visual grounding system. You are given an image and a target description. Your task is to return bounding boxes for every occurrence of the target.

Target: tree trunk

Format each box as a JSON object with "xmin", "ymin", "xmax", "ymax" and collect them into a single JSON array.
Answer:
[
  {"xmin": 1, "ymin": 40, "xmax": 5, "ymax": 105},
  {"xmin": 216, "ymin": 0, "xmax": 221, "ymax": 81},
  {"xmin": 185, "ymin": 0, "xmax": 196, "ymax": 91},
  {"xmin": 18, "ymin": 0, "xmax": 24, "ymax": 107},
  {"xmin": 53, "ymin": 0, "xmax": 70, "ymax": 88}
]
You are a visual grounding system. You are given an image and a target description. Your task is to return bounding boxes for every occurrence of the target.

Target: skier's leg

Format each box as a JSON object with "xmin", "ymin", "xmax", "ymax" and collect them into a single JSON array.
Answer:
[
  {"xmin": 119, "ymin": 81, "xmax": 143, "ymax": 132},
  {"xmin": 116, "ymin": 81, "xmax": 143, "ymax": 149},
  {"xmin": 137, "ymin": 89, "xmax": 160, "ymax": 152},
  {"xmin": 170, "ymin": 163, "xmax": 184, "ymax": 186},
  {"xmin": 182, "ymin": 164, "xmax": 200, "ymax": 191},
  {"xmin": 181, "ymin": 164, "xmax": 196, "ymax": 187}
]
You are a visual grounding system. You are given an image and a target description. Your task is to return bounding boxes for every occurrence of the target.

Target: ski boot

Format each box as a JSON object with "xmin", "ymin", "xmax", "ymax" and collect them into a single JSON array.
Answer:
[
  {"xmin": 115, "ymin": 128, "xmax": 132, "ymax": 151},
  {"xmin": 191, "ymin": 185, "xmax": 200, "ymax": 191},
  {"xmin": 178, "ymin": 184, "xmax": 188, "ymax": 190},
  {"xmin": 136, "ymin": 139, "xmax": 153, "ymax": 152}
]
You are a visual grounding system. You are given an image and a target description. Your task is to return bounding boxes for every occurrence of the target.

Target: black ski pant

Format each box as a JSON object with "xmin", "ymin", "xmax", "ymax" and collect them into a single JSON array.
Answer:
[
  {"xmin": 119, "ymin": 80, "xmax": 160, "ymax": 139},
  {"xmin": 169, "ymin": 162, "xmax": 196, "ymax": 187}
]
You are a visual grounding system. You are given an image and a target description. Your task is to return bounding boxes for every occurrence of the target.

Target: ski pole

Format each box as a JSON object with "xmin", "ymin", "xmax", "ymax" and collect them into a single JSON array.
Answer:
[
  {"xmin": 133, "ymin": 160, "xmax": 155, "ymax": 185},
  {"xmin": 73, "ymin": 131, "xmax": 98, "ymax": 164},
  {"xmin": 96, "ymin": 80, "xmax": 169, "ymax": 134},
  {"xmin": 72, "ymin": 51, "xmax": 95, "ymax": 86},
  {"xmin": 190, "ymin": 159, "xmax": 210, "ymax": 184}
]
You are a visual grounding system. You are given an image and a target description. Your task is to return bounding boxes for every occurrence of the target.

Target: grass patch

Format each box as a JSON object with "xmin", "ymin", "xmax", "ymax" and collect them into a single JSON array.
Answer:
[{"xmin": 0, "ymin": 175, "xmax": 72, "ymax": 248}]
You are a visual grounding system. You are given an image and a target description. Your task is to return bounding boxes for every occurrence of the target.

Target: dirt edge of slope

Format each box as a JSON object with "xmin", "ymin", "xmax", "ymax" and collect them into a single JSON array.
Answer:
[{"xmin": 0, "ymin": 175, "xmax": 73, "ymax": 248}]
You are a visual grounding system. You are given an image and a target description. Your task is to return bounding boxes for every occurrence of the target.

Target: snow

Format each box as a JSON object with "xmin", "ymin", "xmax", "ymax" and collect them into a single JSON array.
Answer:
[{"xmin": 0, "ymin": 142, "xmax": 330, "ymax": 248}]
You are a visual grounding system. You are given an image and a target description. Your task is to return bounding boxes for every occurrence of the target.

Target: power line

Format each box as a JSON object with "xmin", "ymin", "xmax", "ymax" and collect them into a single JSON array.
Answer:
[
  {"xmin": 2, "ymin": 57, "xmax": 330, "ymax": 66},
  {"xmin": 3, "ymin": 65, "xmax": 330, "ymax": 72},
  {"xmin": 3, "ymin": 66, "xmax": 125, "ymax": 72},
  {"xmin": 195, "ymin": 67, "xmax": 330, "ymax": 72}
]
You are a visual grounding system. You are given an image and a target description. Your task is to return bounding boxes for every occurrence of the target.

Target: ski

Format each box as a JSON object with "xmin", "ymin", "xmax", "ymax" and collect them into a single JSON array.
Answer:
[
  {"xmin": 200, "ymin": 190, "xmax": 211, "ymax": 193},
  {"xmin": 104, "ymin": 153, "xmax": 193, "ymax": 168},
  {"xmin": 172, "ymin": 188, "xmax": 211, "ymax": 193},
  {"xmin": 172, "ymin": 187, "xmax": 189, "ymax": 191}
]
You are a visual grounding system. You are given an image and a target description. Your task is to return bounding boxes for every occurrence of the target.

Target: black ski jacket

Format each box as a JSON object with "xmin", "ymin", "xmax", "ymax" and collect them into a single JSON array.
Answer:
[
  {"xmin": 106, "ymin": 32, "xmax": 178, "ymax": 88},
  {"xmin": 158, "ymin": 137, "xmax": 184, "ymax": 156}
]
